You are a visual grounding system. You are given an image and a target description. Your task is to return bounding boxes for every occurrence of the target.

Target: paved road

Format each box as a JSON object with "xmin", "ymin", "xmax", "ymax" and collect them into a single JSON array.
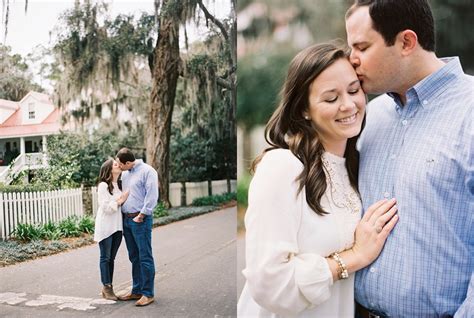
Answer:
[{"xmin": 0, "ymin": 207, "xmax": 237, "ymax": 317}]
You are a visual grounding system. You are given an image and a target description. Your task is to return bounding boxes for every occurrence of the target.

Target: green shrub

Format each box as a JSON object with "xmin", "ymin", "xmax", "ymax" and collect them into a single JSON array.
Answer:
[
  {"xmin": 192, "ymin": 192, "xmax": 236, "ymax": 206},
  {"xmin": 41, "ymin": 221, "xmax": 61, "ymax": 241},
  {"xmin": 11, "ymin": 215, "xmax": 93, "ymax": 242},
  {"xmin": 0, "ymin": 184, "xmax": 55, "ymax": 193},
  {"xmin": 11, "ymin": 223, "xmax": 43, "ymax": 241},
  {"xmin": 42, "ymin": 221, "xmax": 57, "ymax": 232},
  {"xmin": 58, "ymin": 216, "xmax": 82, "ymax": 237},
  {"xmin": 42, "ymin": 229, "xmax": 62, "ymax": 241},
  {"xmin": 153, "ymin": 202, "xmax": 169, "ymax": 218},
  {"xmin": 78, "ymin": 215, "xmax": 95, "ymax": 234}
]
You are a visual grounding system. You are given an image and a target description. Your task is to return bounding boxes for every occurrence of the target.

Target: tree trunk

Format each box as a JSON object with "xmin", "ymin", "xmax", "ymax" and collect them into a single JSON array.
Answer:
[{"xmin": 146, "ymin": 0, "xmax": 181, "ymax": 207}]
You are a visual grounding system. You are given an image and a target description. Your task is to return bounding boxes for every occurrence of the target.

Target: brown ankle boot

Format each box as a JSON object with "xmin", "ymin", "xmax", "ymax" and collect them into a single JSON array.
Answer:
[{"xmin": 102, "ymin": 284, "xmax": 118, "ymax": 301}]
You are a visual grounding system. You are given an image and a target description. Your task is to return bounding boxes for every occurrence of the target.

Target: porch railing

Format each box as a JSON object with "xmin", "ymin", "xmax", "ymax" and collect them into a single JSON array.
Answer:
[{"xmin": 0, "ymin": 153, "xmax": 47, "ymax": 185}]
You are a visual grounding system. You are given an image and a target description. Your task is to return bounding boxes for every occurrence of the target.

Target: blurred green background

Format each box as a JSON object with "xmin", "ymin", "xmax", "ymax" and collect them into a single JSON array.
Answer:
[{"xmin": 236, "ymin": 0, "xmax": 474, "ymax": 229}]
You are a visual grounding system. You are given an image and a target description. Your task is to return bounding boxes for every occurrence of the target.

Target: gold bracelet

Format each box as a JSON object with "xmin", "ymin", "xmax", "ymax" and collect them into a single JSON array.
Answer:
[{"xmin": 330, "ymin": 252, "xmax": 349, "ymax": 280}]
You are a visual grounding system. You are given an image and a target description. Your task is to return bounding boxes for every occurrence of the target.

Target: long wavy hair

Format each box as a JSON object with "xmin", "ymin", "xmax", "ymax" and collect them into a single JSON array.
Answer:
[
  {"xmin": 251, "ymin": 42, "xmax": 363, "ymax": 216},
  {"xmin": 98, "ymin": 158, "xmax": 122, "ymax": 195}
]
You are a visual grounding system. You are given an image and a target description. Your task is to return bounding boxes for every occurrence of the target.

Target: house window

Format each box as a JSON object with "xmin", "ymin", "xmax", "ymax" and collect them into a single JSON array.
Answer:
[{"xmin": 28, "ymin": 103, "xmax": 35, "ymax": 119}]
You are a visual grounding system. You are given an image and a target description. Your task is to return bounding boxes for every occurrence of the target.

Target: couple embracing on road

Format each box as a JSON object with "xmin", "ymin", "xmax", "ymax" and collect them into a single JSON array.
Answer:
[{"xmin": 93, "ymin": 147, "xmax": 159, "ymax": 307}]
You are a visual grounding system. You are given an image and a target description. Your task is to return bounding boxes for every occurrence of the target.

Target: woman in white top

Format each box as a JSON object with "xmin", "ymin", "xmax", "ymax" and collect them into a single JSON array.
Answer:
[
  {"xmin": 94, "ymin": 158, "xmax": 129, "ymax": 300},
  {"xmin": 237, "ymin": 43, "xmax": 399, "ymax": 317}
]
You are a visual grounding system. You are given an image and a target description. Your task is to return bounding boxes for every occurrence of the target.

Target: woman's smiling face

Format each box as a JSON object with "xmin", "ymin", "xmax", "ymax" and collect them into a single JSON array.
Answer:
[{"xmin": 304, "ymin": 57, "xmax": 366, "ymax": 152}]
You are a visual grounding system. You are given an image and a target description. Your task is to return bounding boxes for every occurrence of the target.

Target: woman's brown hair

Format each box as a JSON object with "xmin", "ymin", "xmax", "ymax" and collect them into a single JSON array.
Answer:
[
  {"xmin": 251, "ymin": 42, "xmax": 362, "ymax": 216},
  {"xmin": 98, "ymin": 158, "xmax": 122, "ymax": 195}
]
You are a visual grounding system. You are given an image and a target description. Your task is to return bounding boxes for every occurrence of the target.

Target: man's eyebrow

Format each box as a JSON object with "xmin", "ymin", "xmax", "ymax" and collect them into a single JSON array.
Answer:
[{"xmin": 351, "ymin": 41, "xmax": 369, "ymax": 48}]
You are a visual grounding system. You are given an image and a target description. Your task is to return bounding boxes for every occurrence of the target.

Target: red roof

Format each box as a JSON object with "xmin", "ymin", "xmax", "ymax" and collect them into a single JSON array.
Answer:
[
  {"xmin": 0, "ymin": 99, "xmax": 19, "ymax": 110},
  {"xmin": 42, "ymin": 108, "xmax": 60, "ymax": 124},
  {"xmin": 0, "ymin": 122, "xmax": 61, "ymax": 137},
  {"xmin": 0, "ymin": 92, "xmax": 61, "ymax": 138},
  {"xmin": 1, "ymin": 108, "xmax": 21, "ymax": 126}
]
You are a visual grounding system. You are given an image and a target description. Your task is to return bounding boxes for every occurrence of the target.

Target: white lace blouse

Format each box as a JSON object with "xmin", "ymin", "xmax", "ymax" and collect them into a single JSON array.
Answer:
[
  {"xmin": 238, "ymin": 149, "xmax": 361, "ymax": 317},
  {"xmin": 93, "ymin": 182, "xmax": 123, "ymax": 242}
]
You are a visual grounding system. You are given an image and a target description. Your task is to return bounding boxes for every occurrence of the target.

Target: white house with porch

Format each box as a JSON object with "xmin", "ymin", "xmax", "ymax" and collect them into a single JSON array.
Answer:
[{"xmin": 0, "ymin": 91, "xmax": 62, "ymax": 184}]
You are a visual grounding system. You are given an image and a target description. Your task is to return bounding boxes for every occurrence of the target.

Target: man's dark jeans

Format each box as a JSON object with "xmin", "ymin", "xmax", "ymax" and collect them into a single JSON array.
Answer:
[
  {"xmin": 98, "ymin": 230, "xmax": 123, "ymax": 286},
  {"xmin": 123, "ymin": 215, "xmax": 155, "ymax": 297}
]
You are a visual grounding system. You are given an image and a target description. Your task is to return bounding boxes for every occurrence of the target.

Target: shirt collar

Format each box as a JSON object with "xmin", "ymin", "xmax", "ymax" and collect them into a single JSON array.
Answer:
[
  {"xmin": 130, "ymin": 159, "xmax": 143, "ymax": 172},
  {"xmin": 387, "ymin": 57, "xmax": 464, "ymax": 109}
]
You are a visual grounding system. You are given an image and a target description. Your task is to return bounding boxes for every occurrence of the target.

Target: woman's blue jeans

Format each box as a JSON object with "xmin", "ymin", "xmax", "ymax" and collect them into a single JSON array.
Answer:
[{"xmin": 98, "ymin": 231, "xmax": 123, "ymax": 286}]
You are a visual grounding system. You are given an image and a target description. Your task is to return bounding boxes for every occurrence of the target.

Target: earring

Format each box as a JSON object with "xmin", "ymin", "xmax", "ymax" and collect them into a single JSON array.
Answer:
[{"xmin": 304, "ymin": 115, "xmax": 310, "ymax": 120}]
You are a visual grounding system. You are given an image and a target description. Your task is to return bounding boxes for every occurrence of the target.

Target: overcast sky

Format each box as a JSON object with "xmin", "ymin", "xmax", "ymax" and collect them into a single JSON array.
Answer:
[{"xmin": 2, "ymin": 0, "xmax": 231, "ymax": 57}]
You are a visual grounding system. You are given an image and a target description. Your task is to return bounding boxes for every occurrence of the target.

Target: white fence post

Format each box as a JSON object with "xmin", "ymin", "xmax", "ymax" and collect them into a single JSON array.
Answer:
[
  {"xmin": 169, "ymin": 183, "xmax": 182, "ymax": 207},
  {"xmin": 0, "ymin": 192, "xmax": 4, "ymax": 240},
  {"xmin": 91, "ymin": 186, "xmax": 98, "ymax": 216},
  {"xmin": 7, "ymin": 193, "xmax": 14, "ymax": 238}
]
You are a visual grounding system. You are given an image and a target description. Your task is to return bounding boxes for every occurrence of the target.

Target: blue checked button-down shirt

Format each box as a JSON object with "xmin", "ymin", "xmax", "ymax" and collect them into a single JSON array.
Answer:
[
  {"xmin": 121, "ymin": 159, "xmax": 159, "ymax": 216},
  {"xmin": 355, "ymin": 57, "xmax": 474, "ymax": 317}
]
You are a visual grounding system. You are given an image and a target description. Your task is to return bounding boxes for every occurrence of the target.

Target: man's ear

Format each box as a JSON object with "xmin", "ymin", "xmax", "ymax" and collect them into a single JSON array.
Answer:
[{"xmin": 397, "ymin": 30, "xmax": 418, "ymax": 56}]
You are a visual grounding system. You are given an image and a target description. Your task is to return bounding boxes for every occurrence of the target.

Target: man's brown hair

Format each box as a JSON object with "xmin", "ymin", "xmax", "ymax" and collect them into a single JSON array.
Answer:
[
  {"xmin": 116, "ymin": 148, "xmax": 136, "ymax": 164},
  {"xmin": 346, "ymin": 0, "xmax": 435, "ymax": 52}
]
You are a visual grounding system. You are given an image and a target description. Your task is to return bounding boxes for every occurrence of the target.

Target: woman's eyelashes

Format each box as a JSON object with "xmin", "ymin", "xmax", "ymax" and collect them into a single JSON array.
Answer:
[
  {"xmin": 324, "ymin": 88, "xmax": 360, "ymax": 103},
  {"xmin": 349, "ymin": 88, "xmax": 360, "ymax": 95}
]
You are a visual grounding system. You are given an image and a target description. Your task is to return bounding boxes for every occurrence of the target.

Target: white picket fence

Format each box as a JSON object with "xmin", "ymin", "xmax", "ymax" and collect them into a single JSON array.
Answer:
[
  {"xmin": 0, "ymin": 179, "xmax": 236, "ymax": 239},
  {"xmin": 0, "ymin": 188, "xmax": 84, "ymax": 240},
  {"xmin": 170, "ymin": 180, "xmax": 237, "ymax": 206},
  {"xmin": 91, "ymin": 179, "xmax": 237, "ymax": 214}
]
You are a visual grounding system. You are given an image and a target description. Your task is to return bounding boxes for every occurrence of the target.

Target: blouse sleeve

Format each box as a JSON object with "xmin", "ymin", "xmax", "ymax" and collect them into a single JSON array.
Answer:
[
  {"xmin": 97, "ymin": 182, "xmax": 119, "ymax": 214},
  {"xmin": 242, "ymin": 150, "xmax": 333, "ymax": 316}
]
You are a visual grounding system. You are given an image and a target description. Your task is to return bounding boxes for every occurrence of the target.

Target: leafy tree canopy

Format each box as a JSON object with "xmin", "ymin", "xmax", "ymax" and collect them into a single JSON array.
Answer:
[{"xmin": 0, "ymin": 44, "xmax": 44, "ymax": 101}]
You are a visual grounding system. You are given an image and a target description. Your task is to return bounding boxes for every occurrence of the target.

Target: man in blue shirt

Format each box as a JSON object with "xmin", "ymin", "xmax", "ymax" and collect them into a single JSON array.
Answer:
[
  {"xmin": 345, "ymin": 0, "xmax": 473, "ymax": 317},
  {"xmin": 115, "ymin": 148, "xmax": 159, "ymax": 307}
]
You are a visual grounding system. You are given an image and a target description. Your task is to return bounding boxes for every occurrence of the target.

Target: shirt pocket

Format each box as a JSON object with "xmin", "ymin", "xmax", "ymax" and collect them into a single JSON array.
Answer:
[{"xmin": 418, "ymin": 144, "xmax": 460, "ymax": 189}]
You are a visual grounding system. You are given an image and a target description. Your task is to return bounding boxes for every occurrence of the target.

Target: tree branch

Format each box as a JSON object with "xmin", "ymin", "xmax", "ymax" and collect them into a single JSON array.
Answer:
[{"xmin": 196, "ymin": 0, "xmax": 229, "ymax": 41}]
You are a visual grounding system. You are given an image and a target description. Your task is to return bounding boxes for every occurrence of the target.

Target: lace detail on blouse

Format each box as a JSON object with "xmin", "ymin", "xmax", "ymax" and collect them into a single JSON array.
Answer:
[{"xmin": 321, "ymin": 152, "xmax": 361, "ymax": 215}]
